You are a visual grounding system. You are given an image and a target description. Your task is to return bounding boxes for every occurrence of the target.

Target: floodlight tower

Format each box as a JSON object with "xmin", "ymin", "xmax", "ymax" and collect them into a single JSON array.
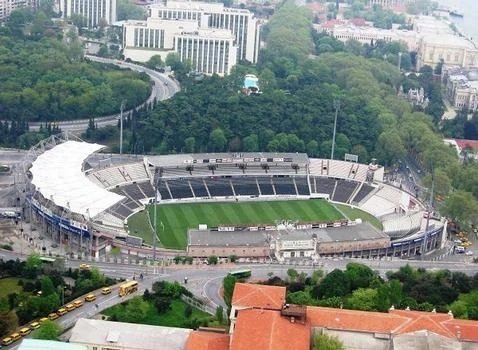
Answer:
[{"xmin": 331, "ymin": 99, "xmax": 340, "ymax": 160}]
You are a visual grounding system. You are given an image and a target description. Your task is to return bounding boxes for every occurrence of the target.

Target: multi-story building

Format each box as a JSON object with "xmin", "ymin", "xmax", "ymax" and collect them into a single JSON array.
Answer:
[
  {"xmin": 368, "ymin": 0, "xmax": 413, "ymax": 8},
  {"xmin": 413, "ymin": 16, "xmax": 478, "ymax": 70},
  {"xmin": 58, "ymin": 0, "xmax": 117, "ymax": 27},
  {"xmin": 123, "ymin": 0, "xmax": 260, "ymax": 75},
  {"xmin": 175, "ymin": 29, "xmax": 237, "ymax": 75},
  {"xmin": 317, "ymin": 20, "xmax": 418, "ymax": 51},
  {"xmin": 149, "ymin": 0, "xmax": 260, "ymax": 63},
  {"xmin": 442, "ymin": 65, "xmax": 478, "ymax": 112},
  {"xmin": 0, "ymin": 0, "xmax": 37, "ymax": 20},
  {"xmin": 123, "ymin": 16, "xmax": 238, "ymax": 75}
]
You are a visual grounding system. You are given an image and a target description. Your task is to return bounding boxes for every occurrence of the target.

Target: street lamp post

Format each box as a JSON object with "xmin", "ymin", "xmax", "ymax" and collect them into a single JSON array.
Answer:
[
  {"xmin": 331, "ymin": 99, "xmax": 340, "ymax": 160},
  {"xmin": 119, "ymin": 100, "xmax": 126, "ymax": 155}
]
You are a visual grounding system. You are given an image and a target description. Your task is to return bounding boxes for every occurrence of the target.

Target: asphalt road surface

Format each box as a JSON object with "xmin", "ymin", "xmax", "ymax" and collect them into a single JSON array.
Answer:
[{"xmin": 1, "ymin": 249, "xmax": 477, "ymax": 349}]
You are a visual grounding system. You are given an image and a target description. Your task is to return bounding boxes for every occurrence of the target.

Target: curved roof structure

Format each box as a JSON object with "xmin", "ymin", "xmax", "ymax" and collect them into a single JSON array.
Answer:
[{"xmin": 30, "ymin": 140, "xmax": 124, "ymax": 218}]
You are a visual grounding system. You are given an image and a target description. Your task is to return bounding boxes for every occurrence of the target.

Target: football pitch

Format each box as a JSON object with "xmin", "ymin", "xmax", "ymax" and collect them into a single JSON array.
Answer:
[{"xmin": 127, "ymin": 199, "xmax": 345, "ymax": 250}]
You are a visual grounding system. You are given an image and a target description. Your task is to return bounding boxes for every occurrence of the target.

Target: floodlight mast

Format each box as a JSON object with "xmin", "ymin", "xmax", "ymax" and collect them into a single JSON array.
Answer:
[
  {"xmin": 119, "ymin": 100, "xmax": 126, "ymax": 155},
  {"xmin": 331, "ymin": 99, "xmax": 340, "ymax": 160}
]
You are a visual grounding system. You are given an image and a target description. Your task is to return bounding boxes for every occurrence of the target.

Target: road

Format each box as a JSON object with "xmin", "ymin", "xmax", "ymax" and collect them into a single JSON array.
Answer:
[
  {"xmin": 0, "ymin": 247, "xmax": 477, "ymax": 348},
  {"xmin": 25, "ymin": 56, "xmax": 180, "ymax": 132}
]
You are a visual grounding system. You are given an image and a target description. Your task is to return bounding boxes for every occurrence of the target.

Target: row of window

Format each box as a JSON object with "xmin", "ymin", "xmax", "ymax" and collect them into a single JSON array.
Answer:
[
  {"xmin": 156, "ymin": 9, "xmax": 200, "ymax": 20},
  {"xmin": 176, "ymin": 37, "xmax": 232, "ymax": 74},
  {"xmin": 69, "ymin": 0, "xmax": 109, "ymax": 26},
  {"xmin": 133, "ymin": 28, "xmax": 165, "ymax": 49}
]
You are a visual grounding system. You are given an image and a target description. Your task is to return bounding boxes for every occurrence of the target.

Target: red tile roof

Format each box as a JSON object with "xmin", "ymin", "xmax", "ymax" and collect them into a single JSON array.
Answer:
[
  {"xmin": 442, "ymin": 318, "xmax": 478, "ymax": 342},
  {"xmin": 454, "ymin": 139, "xmax": 478, "ymax": 151},
  {"xmin": 185, "ymin": 331, "xmax": 230, "ymax": 350},
  {"xmin": 307, "ymin": 306, "xmax": 408, "ymax": 334},
  {"xmin": 308, "ymin": 306, "xmax": 478, "ymax": 342},
  {"xmin": 231, "ymin": 309, "xmax": 310, "ymax": 350},
  {"xmin": 231, "ymin": 283, "xmax": 285, "ymax": 310}
]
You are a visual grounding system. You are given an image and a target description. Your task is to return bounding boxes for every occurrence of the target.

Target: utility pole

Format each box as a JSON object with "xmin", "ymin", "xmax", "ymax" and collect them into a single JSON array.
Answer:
[
  {"xmin": 119, "ymin": 100, "xmax": 126, "ymax": 155},
  {"xmin": 331, "ymin": 99, "xmax": 340, "ymax": 160},
  {"xmin": 153, "ymin": 176, "xmax": 159, "ymax": 262}
]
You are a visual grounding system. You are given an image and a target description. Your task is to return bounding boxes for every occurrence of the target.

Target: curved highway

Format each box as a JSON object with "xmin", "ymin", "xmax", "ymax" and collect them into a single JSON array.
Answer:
[{"xmin": 27, "ymin": 56, "xmax": 180, "ymax": 132}]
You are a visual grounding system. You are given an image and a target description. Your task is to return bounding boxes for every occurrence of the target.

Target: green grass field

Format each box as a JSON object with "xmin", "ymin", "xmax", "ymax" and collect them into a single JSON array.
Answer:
[
  {"xmin": 334, "ymin": 203, "xmax": 383, "ymax": 231},
  {"xmin": 0, "ymin": 277, "xmax": 23, "ymax": 298},
  {"xmin": 128, "ymin": 199, "xmax": 346, "ymax": 249}
]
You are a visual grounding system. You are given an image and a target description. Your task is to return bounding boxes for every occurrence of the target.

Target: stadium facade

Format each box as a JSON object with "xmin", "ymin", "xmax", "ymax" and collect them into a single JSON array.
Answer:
[{"xmin": 17, "ymin": 135, "xmax": 447, "ymax": 261}]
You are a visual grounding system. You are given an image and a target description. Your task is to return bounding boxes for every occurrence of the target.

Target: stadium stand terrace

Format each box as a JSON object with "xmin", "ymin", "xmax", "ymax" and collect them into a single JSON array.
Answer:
[{"xmin": 24, "ymin": 138, "xmax": 444, "ymax": 259}]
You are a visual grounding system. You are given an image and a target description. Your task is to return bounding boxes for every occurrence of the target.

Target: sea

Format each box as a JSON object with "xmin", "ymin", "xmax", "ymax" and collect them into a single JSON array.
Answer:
[{"xmin": 435, "ymin": 0, "xmax": 478, "ymax": 44}]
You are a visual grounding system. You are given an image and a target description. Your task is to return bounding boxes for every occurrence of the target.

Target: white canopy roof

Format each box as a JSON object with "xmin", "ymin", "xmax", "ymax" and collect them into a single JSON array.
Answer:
[{"xmin": 30, "ymin": 141, "xmax": 124, "ymax": 218}]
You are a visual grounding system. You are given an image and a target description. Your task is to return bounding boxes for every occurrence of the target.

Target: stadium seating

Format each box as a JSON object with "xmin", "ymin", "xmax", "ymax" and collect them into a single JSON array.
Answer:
[
  {"xmin": 272, "ymin": 176, "xmax": 297, "ymax": 195},
  {"xmin": 351, "ymin": 183, "xmax": 375, "ymax": 204},
  {"xmin": 232, "ymin": 177, "xmax": 260, "ymax": 196},
  {"xmin": 188, "ymin": 178, "xmax": 209, "ymax": 197},
  {"xmin": 158, "ymin": 181, "xmax": 172, "ymax": 200},
  {"xmin": 332, "ymin": 180, "xmax": 359, "ymax": 203},
  {"xmin": 137, "ymin": 181, "xmax": 155, "ymax": 198},
  {"xmin": 313, "ymin": 177, "xmax": 336, "ymax": 197},
  {"xmin": 167, "ymin": 179, "xmax": 194, "ymax": 199},
  {"xmin": 257, "ymin": 177, "xmax": 275, "ymax": 195},
  {"xmin": 294, "ymin": 177, "xmax": 310, "ymax": 195},
  {"xmin": 204, "ymin": 177, "xmax": 234, "ymax": 197},
  {"xmin": 382, "ymin": 211, "xmax": 423, "ymax": 238},
  {"xmin": 89, "ymin": 162, "xmax": 149, "ymax": 188}
]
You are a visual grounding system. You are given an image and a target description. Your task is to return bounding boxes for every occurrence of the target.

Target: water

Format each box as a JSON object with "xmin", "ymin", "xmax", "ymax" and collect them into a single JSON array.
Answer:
[{"xmin": 436, "ymin": 0, "xmax": 478, "ymax": 44}]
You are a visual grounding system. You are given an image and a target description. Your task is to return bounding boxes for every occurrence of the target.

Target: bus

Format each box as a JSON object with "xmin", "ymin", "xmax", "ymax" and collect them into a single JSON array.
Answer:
[
  {"xmin": 228, "ymin": 269, "xmax": 252, "ymax": 280},
  {"xmin": 118, "ymin": 281, "xmax": 139, "ymax": 297}
]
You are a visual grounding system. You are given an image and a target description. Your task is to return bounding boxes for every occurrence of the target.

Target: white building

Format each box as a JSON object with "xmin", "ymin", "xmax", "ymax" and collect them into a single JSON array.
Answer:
[
  {"xmin": 149, "ymin": 0, "xmax": 260, "ymax": 63},
  {"xmin": 58, "ymin": 0, "xmax": 117, "ymax": 27},
  {"xmin": 175, "ymin": 28, "xmax": 237, "ymax": 75},
  {"xmin": 413, "ymin": 16, "xmax": 478, "ymax": 70},
  {"xmin": 69, "ymin": 318, "xmax": 192, "ymax": 350},
  {"xmin": 0, "ymin": 0, "xmax": 36, "ymax": 20},
  {"xmin": 317, "ymin": 21, "xmax": 418, "ymax": 51},
  {"xmin": 368, "ymin": 0, "xmax": 412, "ymax": 8},
  {"xmin": 123, "ymin": 0, "xmax": 260, "ymax": 75},
  {"xmin": 442, "ymin": 66, "xmax": 478, "ymax": 111}
]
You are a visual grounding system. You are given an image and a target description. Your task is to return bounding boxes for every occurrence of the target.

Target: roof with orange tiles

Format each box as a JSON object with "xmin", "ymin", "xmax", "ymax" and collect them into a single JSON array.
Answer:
[
  {"xmin": 231, "ymin": 309, "xmax": 310, "ymax": 350},
  {"xmin": 231, "ymin": 283, "xmax": 286, "ymax": 310},
  {"xmin": 185, "ymin": 331, "xmax": 230, "ymax": 350},
  {"xmin": 442, "ymin": 318, "xmax": 478, "ymax": 342},
  {"xmin": 308, "ymin": 306, "xmax": 478, "ymax": 342},
  {"xmin": 307, "ymin": 306, "xmax": 408, "ymax": 334}
]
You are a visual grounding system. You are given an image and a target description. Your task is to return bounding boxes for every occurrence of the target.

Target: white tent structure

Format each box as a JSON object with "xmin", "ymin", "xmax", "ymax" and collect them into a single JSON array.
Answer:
[{"xmin": 30, "ymin": 141, "xmax": 124, "ymax": 218}]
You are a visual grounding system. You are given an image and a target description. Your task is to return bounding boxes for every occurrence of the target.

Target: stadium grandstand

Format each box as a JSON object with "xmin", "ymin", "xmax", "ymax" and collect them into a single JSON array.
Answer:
[{"xmin": 16, "ymin": 134, "xmax": 447, "ymax": 260}]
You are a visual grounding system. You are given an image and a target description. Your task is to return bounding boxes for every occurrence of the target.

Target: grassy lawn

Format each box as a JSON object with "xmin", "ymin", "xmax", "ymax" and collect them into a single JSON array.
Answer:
[
  {"xmin": 128, "ymin": 199, "xmax": 345, "ymax": 249},
  {"xmin": 333, "ymin": 203, "xmax": 383, "ymax": 231},
  {"xmin": 0, "ymin": 277, "xmax": 23, "ymax": 298},
  {"xmin": 103, "ymin": 297, "xmax": 211, "ymax": 328}
]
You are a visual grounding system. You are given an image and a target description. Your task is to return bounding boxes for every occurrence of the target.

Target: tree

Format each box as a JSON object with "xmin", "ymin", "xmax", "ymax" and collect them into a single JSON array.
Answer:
[
  {"xmin": 0, "ymin": 298, "xmax": 18, "ymax": 336},
  {"xmin": 184, "ymin": 137, "xmax": 196, "ymax": 153},
  {"xmin": 207, "ymin": 256, "xmax": 218, "ymax": 265},
  {"xmin": 122, "ymin": 297, "xmax": 150, "ymax": 323},
  {"xmin": 146, "ymin": 55, "xmax": 164, "ymax": 70},
  {"xmin": 314, "ymin": 269, "xmax": 350, "ymax": 299},
  {"xmin": 223, "ymin": 275, "xmax": 237, "ymax": 308},
  {"xmin": 209, "ymin": 129, "xmax": 227, "ymax": 152},
  {"xmin": 313, "ymin": 333, "xmax": 345, "ymax": 350},
  {"xmin": 346, "ymin": 288, "xmax": 378, "ymax": 311},
  {"xmin": 215, "ymin": 305, "xmax": 224, "ymax": 324},
  {"xmin": 117, "ymin": 0, "xmax": 145, "ymax": 20},
  {"xmin": 287, "ymin": 291, "xmax": 312, "ymax": 305},
  {"xmin": 243, "ymin": 134, "xmax": 259, "ymax": 152},
  {"xmin": 375, "ymin": 130, "xmax": 406, "ymax": 166},
  {"xmin": 32, "ymin": 320, "xmax": 61, "ymax": 340},
  {"xmin": 441, "ymin": 191, "xmax": 478, "ymax": 230},
  {"xmin": 287, "ymin": 268, "xmax": 299, "ymax": 283},
  {"xmin": 344, "ymin": 263, "xmax": 376, "ymax": 291}
]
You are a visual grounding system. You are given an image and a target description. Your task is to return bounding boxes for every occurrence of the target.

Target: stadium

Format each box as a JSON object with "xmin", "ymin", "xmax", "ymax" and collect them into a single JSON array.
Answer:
[{"xmin": 16, "ymin": 134, "xmax": 448, "ymax": 261}]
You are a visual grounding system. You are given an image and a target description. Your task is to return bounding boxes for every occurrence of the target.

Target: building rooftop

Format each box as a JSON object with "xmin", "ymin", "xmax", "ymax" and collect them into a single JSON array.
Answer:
[
  {"xmin": 185, "ymin": 331, "xmax": 230, "ymax": 350},
  {"xmin": 19, "ymin": 339, "xmax": 87, "ymax": 350},
  {"xmin": 307, "ymin": 306, "xmax": 478, "ymax": 342},
  {"xmin": 232, "ymin": 283, "xmax": 285, "ymax": 310},
  {"xmin": 69, "ymin": 318, "xmax": 192, "ymax": 350},
  {"xmin": 230, "ymin": 309, "xmax": 310, "ymax": 350}
]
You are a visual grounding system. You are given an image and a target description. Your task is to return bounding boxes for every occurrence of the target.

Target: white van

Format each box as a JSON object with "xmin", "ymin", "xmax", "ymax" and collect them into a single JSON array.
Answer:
[{"xmin": 456, "ymin": 246, "xmax": 465, "ymax": 254}]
